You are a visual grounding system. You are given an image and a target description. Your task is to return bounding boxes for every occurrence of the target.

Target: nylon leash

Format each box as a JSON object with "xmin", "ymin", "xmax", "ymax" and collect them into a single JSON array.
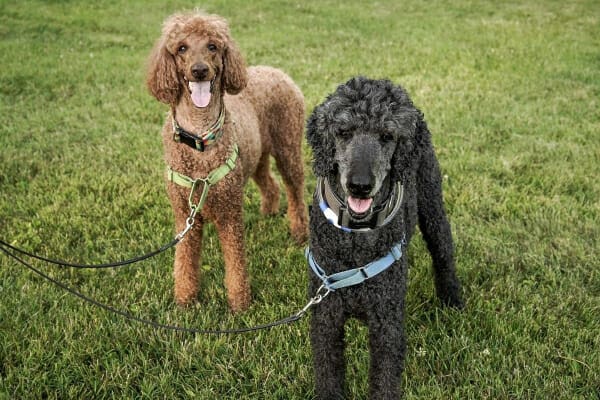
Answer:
[
  {"xmin": 0, "ymin": 237, "xmax": 180, "ymax": 269},
  {"xmin": 0, "ymin": 244, "xmax": 322, "ymax": 335}
]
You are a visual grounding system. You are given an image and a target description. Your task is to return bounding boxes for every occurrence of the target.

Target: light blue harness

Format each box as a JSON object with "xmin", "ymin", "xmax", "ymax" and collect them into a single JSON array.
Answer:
[{"xmin": 305, "ymin": 239, "xmax": 405, "ymax": 291}]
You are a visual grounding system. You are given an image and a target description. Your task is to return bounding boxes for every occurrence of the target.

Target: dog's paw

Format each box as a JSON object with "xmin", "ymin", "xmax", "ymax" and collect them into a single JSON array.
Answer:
[
  {"xmin": 175, "ymin": 295, "xmax": 197, "ymax": 307},
  {"xmin": 291, "ymin": 226, "xmax": 309, "ymax": 245},
  {"xmin": 260, "ymin": 201, "xmax": 280, "ymax": 216},
  {"xmin": 441, "ymin": 292, "xmax": 464, "ymax": 310},
  {"xmin": 290, "ymin": 213, "xmax": 309, "ymax": 244},
  {"xmin": 228, "ymin": 292, "xmax": 252, "ymax": 313},
  {"xmin": 175, "ymin": 285, "xmax": 198, "ymax": 307},
  {"xmin": 435, "ymin": 275, "xmax": 464, "ymax": 310}
]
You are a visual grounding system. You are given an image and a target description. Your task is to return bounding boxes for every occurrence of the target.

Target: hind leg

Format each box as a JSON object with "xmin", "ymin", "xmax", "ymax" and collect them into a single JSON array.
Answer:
[
  {"xmin": 253, "ymin": 152, "xmax": 280, "ymax": 216},
  {"xmin": 268, "ymin": 89, "xmax": 308, "ymax": 243},
  {"xmin": 272, "ymin": 144, "xmax": 308, "ymax": 243}
]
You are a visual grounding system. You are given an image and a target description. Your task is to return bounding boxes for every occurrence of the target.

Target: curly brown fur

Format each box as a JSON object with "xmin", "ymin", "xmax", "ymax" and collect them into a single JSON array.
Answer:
[
  {"xmin": 306, "ymin": 77, "xmax": 462, "ymax": 398},
  {"xmin": 147, "ymin": 11, "xmax": 308, "ymax": 312}
]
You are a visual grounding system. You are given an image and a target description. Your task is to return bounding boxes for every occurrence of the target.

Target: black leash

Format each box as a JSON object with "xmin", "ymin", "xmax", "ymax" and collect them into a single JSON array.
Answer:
[
  {"xmin": 0, "ymin": 244, "xmax": 309, "ymax": 335},
  {"xmin": 0, "ymin": 201, "xmax": 322, "ymax": 334},
  {"xmin": 0, "ymin": 238, "xmax": 179, "ymax": 269}
]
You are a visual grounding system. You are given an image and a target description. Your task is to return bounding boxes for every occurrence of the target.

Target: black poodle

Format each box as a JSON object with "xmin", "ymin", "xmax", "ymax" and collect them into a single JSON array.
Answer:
[{"xmin": 306, "ymin": 76, "xmax": 463, "ymax": 399}]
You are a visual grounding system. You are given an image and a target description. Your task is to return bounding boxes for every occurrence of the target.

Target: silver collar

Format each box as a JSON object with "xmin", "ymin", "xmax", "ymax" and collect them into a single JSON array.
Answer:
[{"xmin": 316, "ymin": 177, "xmax": 404, "ymax": 232}]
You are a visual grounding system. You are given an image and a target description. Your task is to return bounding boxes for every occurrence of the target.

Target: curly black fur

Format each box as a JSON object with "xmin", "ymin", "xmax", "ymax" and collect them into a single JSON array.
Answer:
[{"xmin": 306, "ymin": 77, "xmax": 463, "ymax": 399}]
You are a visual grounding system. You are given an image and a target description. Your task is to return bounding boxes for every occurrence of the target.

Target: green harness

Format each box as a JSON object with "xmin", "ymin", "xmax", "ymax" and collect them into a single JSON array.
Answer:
[{"xmin": 167, "ymin": 144, "xmax": 239, "ymax": 212}]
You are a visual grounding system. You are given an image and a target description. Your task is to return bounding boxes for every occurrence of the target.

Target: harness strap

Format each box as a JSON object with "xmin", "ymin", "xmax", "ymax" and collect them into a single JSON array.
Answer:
[
  {"xmin": 166, "ymin": 144, "xmax": 239, "ymax": 211},
  {"xmin": 306, "ymin": 239, "xmax": 405, "ymax": 291}
]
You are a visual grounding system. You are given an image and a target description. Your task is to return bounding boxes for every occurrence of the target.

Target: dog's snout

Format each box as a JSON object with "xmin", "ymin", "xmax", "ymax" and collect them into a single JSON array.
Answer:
[
  {"xmin": 191, "ymin": 63, "xmax": 209, "ymax": 80},
  {"xmin": 347, "ymin": 174, "xmax": 374, "ymax": 197}
]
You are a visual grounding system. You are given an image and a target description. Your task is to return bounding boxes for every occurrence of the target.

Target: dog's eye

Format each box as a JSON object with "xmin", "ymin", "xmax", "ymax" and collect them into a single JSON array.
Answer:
[
  {"xmin": 381, "ymin": 132, "xmax": 395, "ymax": 142},
  {"xmin": 177, "ymin": 45, "xmax": 187, "ymax": 54},
  {"xmin": 207, "ymin": 43, "xmax": 217, "ymax": 52},
  {"xmin": 337, "ymin": 129, "xmax": 352, "ymax": 139}
]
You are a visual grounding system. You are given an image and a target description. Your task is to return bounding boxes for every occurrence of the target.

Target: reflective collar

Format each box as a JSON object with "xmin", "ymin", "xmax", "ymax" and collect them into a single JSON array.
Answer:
[{"xmin": 316, "ymin": 177, "xmax": 403, "ymax": 233}]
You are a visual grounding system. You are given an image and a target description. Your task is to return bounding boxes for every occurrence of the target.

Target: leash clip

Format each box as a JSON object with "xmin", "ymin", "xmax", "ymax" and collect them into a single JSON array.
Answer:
[
  {"xmin": 177, "ymin": 175, "xmax": 211, "ymax": 242},
  {"xmin": 295, "ymin": 284, "xmax": 331, "ymax": 318},
  {"xmin": 175, "ymin": 207, "xmax": 198, "ymax": 241}
]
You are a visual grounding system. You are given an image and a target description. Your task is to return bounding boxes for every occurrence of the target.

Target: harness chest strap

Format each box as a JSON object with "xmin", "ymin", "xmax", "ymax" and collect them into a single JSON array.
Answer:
[
  {"xmin": 166, "ymin": 143, "xmax": 239, "ymax": 211},
  {"xmin": 306, "ymin": 240, "xmax": 405, "ymax": 291}
]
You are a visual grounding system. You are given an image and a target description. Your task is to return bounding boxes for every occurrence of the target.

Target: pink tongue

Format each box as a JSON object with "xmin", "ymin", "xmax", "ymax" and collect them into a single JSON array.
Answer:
[
  {"xmin": 347, "ymin": 197, "xmax": 373, "ymax": 214},
  {"xmin": 189, "ymin": 81, "xmax": 212, "ymax": 108}
]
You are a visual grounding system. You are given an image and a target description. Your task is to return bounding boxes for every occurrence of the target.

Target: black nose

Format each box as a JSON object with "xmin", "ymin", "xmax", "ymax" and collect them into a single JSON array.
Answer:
[
  {"xmin": 191, "ymin": 63, "xmax": 209, "ymax": 80},
  {"xmin": 347, "ymin": 174, "xmax": 374, "ymax": 197}
]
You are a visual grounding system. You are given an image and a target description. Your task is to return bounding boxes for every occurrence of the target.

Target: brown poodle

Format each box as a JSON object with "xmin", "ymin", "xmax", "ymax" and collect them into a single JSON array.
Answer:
[{"xmin": 146, "ymin": 11, "xmax": 308, "ymax": 312}]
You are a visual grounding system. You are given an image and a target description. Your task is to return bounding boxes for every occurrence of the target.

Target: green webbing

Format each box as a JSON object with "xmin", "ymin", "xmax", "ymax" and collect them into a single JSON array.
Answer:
[{"xmin": 166, "ymin": 144, "xmax": 239, "ymax": 211}]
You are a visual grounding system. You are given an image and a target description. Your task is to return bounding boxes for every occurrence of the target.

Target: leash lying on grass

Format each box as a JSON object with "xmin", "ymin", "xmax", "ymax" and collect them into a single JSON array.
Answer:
[
  {"xmin": 0, "ymin": 223, "xmax": 316, "ymax": 334},
  {"xmin": 0, "ymin": 237, "xmax": 179, "ymax": 269},
  {"xmin": 0, "ymin": 242, "xmax": 315, "ymax": 334}
]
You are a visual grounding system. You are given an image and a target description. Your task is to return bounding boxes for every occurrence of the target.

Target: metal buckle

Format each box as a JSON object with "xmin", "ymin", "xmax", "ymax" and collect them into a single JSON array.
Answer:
[
  {"xmin": 295, "ymin": 284, "xmax": 331, "ymax": 318},
  {"xmin": 188, "ymin": 178, "xmax": 209, "ymax": 210}
]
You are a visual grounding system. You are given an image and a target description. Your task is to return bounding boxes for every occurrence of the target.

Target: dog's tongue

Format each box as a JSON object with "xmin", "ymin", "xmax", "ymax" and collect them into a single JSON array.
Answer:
[
  {"xmin": 347, "ymin": 196, "xmax": 373, "ymax": 214},
  {"xmin": 189, "ymin": 81, "xmax": 211, "ymax": 108}
]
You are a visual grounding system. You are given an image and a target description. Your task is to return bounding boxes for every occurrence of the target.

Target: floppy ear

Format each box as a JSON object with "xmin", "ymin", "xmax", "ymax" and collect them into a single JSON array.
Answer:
[
  {"xmin": 146, "ymin": 37, "xmax": 180, "ymax": 105},
  {"xmin": 306, "ymin": 109, "xmax": 336, "ymax": 177},
  {"xmin": 414, "ymin": 110, "xmax": 430, "ymax": 166},
  {"xmin": 222, "ymin": 38, "xmax": 248, "ymax": 94},
  {"xmin": 390, "ymin": 110, "xmax": 427, "ymax": 184}
]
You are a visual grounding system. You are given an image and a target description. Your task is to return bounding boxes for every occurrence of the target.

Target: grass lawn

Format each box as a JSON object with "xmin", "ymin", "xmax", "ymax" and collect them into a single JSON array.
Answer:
[{"xmin": 1, "ymin": 0, "xmax": 598, "ymax": 398}]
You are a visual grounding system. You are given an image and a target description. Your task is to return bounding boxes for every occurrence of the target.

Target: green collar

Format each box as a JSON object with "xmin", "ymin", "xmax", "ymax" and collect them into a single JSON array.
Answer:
[
  {"xmin": 167, "ymin": 143, "xmax": 239, "ymax": 211},
  {"xmin": 172, "ymin": 105, "xmax": 226, "ymax": 152}
]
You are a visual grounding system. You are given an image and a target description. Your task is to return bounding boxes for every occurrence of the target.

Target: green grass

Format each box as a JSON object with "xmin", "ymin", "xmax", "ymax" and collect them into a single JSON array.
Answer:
[{"xmin": 1, "ymin": 0, "xmax": 598, "ymax": 398}]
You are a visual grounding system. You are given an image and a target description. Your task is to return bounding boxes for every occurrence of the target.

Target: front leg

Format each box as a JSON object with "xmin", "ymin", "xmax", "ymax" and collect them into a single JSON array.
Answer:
[
  {"xmin": 367, "ymin": 307, "xmax": 406, "ymax": 400},
  {"xmin": 311, "ymin": 293, "xmax": 347, "ymax": 400},
  {"xmin": 212, "ymin": 192, "xmax": 251, "ymax": 313},
  {"xmin": 169, "ymin": 185, "xmax": 205, "ymax": 306},
  {"xmin": 416, "ymin": 132, "xmax": 463, "ymax": 308}
]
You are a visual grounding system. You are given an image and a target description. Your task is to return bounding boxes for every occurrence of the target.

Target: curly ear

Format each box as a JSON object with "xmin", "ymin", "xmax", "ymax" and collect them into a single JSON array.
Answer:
[
  {"xmin": 414, "ymin": 110, "xmax": 430, "ymax": 166},
  {"xmin": 146, "ymin": 37, "xmax": 180, "ymax": 105},
  {"xmin": 222, "ymin": 38, "xmax": 248, "ymax": 94},
  {"xmin": 306, "ymin": 110, "xmax": 336, "ymax": 177},
  {"xmin": 390, "ymin": 110, "xmax": 425, "ymax": 183}
]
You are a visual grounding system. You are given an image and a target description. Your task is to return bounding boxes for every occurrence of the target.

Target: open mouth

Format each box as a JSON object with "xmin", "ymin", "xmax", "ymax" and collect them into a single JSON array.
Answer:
[
  {"xmin": 317, "ymin": 177, "xmax": 404, "ymax": 231},
  {"xmin": 346, "ymin": 196, "xmax": 374, "ymax": 219},
  {"xmin": 184, "ymin": 78, "xmax": 214, "ymax": 108}
]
